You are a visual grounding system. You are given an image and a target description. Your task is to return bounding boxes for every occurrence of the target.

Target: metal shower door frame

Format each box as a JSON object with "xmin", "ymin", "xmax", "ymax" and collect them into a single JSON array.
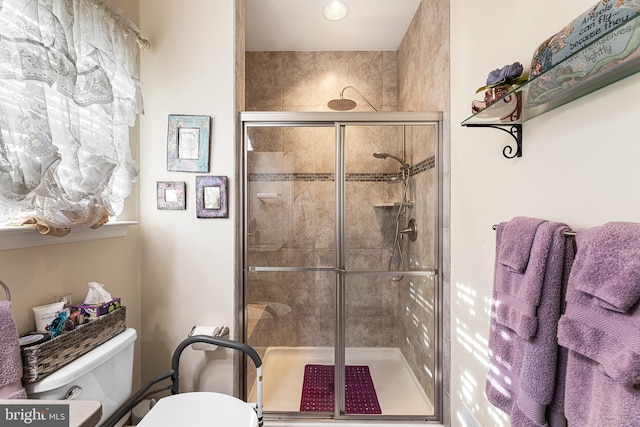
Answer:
[{"xmin": 238, "ymin": 111, "xmax": 444, "ymax": 423}]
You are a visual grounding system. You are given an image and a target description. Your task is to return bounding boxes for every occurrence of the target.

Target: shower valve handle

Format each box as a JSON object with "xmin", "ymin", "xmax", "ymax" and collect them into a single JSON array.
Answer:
[{"xmin": 400, "ymin": 219, "xmax": 418, "ymax": 242}]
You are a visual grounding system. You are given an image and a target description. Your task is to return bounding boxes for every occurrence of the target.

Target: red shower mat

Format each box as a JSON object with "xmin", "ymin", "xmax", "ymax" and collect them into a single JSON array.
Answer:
[{"xmin": 300, "ymin": 364, "xmax": 382, "ymax": 414}]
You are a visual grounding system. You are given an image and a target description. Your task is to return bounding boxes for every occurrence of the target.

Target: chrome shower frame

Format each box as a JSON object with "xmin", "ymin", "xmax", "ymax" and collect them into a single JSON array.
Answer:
[{"xmin": 236, "ymin": 111, "xmax": 444, "ymax": 424}]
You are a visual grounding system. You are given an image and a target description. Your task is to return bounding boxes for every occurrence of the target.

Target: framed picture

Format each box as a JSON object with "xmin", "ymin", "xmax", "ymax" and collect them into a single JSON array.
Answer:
[
  {"xmin": 157, "ymin": 181, "xmax": 186, "ymax": 210},
  {"xmin": 196, "ymin": 176, "xmax": 228, "ymax": 218},
  {"xmin": 167, "ymin": 115, "xmax": 211, "ymax": 172}
]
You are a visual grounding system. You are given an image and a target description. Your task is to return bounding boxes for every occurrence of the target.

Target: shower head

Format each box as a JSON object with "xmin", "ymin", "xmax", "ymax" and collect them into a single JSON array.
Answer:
[
  {"xmin": 327, "ymin": 97, "xmax": 357, "ymax": 111},
  {"xmin": 373, "ymin": 152, "xmax": 410, "ymax": 170},
  {"xmin": 327, "ymin": 84, "xmax": 379, "ymax": 112}
]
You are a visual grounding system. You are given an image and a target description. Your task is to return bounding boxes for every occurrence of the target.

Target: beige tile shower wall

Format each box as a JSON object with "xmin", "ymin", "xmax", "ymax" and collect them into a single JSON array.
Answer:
[
  {"xmin": 398, "ymin": 0, "xmax": 450, "ymax": 114},
  {"xmin": 246, "ymin": 53, "xmax": 401, "ymax": 349},
  {"xmin": 397, "ymin": 0, "xmax": 450, "ymax": 421},
  {"xmin": 246, "ymin": 123, "xmax": 401, "ymax": 349},
  {"xmin": 246, "ymin": 51, "xmax": 398, "ymax": 111}
]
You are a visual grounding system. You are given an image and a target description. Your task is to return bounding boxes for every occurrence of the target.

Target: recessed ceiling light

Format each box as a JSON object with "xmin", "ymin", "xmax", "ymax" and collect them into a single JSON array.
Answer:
[{"xmin": 324, "ymin": 0, "xmax": 349, "ymax": 21}]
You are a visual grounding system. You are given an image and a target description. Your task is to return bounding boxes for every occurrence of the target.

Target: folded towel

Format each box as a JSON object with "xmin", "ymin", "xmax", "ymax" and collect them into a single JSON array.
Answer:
[
  {"xmin": 487, "ymin": 222, "xmax": 574, "ymax": 426},
  {"xmin": 571, "ymin": 222, "xmax": 640, "ymax": 313},
  {"xmin": 0, "ymin": 300, "xmax": 27, "ymax": 399},
  {"xmin": 493, "ymin": 220, "xmax": 559, "ymax": 338},
  {"xmin": 498, "ymin": 217, "xmax": 548, "ymax": 273}
]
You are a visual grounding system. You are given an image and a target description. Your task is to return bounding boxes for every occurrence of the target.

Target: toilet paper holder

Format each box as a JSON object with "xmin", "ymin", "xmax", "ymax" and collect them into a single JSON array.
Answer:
[{"xmin": 188, "ymin": 325, "xmax": 230, "ymax": 351}]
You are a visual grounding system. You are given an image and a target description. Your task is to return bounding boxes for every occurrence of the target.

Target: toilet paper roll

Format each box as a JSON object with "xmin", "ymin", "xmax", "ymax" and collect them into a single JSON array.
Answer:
[{"xmin": 189, "ymin": 326, "xmax": 228, "ymax": 351}]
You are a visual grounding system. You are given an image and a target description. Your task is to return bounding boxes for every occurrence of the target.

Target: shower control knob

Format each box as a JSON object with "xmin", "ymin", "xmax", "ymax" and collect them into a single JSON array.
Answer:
[{"xmin": 401, "ymin": 218, "xmax": 418, "ymax": 242}]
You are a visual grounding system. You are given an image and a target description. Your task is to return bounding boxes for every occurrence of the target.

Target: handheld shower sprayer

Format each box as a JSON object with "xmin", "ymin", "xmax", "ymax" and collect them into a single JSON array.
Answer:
[
  {"xmin": 327, "ymin": 84, "xmax": 379, "ymax": 111},
  {"xmin": 373, "ymin": 152, "xmax": 410, "ymax": 171}
]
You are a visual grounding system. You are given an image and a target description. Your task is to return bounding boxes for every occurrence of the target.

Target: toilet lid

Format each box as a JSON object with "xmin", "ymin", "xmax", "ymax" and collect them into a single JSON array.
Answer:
[{"xmin": 136, "ymin": 392, "xmax": 258, "ymax": 427}]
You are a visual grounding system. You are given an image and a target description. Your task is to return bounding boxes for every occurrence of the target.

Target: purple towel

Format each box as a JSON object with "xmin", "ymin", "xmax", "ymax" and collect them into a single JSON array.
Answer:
[
  {"xmin": 563, "ymin": 351, "xmax": 640, "ymax": 427},
  {"xmin": 570, "ymin": 222, "xmax": 640, "ymax": 313},
  {"xmin": 487, "ymin": 222, "xmax": 574, "ymax": 427},
  {"xmin": 493, "ymin": 220, "xmax": 557, "ymax": 338},
  {"xmin": 558, "ymin": 260, "xmax": 640, "ymax": 388},
  {"xmin": 558, "ymin": 225, "xmax": 640, "ymax": 426},
  {"xmin": 0, "ymin": 300, "xmax": 27, "ymax": 399},
  {"xmin": 498, "ymin": 217, "xmax": 548, "ymax": 273}
]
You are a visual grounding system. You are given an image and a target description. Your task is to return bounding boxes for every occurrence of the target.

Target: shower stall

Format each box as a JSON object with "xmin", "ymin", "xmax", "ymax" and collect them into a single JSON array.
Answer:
[{"xmin": 238, "ymin": 111, "xmax": 443, "ymax": 423}]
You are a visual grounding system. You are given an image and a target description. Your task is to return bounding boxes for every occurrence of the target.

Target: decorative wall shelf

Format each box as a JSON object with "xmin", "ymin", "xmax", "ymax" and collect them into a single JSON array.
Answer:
[{"xmin": 462, "ymin": 13, "xmax": 640, "ymax": 159}]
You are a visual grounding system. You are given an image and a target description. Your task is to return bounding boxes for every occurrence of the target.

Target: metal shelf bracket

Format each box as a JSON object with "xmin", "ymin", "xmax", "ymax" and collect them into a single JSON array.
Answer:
[{"xmin": 464, "ymin": 123, "xmax": 523, "ymax": 159}]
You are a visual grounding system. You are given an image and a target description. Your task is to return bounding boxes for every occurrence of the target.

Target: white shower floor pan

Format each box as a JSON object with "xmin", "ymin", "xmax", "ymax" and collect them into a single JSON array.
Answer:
[{"xmin": 250, "ymin": 346, "xmax": 433, "ymax": 417}]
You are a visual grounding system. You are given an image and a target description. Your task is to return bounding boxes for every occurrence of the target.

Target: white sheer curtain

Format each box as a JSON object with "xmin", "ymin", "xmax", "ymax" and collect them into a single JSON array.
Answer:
[{"xmin": 0, "ymin": 0, "xmax": 142, "ymax": 230}]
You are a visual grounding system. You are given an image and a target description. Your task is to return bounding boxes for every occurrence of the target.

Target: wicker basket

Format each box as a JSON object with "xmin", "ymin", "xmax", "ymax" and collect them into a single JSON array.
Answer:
[{"xmin": 21, "ymin": 306, "xmax": 126, "ymax": 384}]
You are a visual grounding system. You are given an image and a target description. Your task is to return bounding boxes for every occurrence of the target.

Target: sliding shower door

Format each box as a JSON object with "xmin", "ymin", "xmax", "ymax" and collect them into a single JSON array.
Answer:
[
  {"xmin": 243, "ymin": 122, "xmax": 337, "ymax": 413},
  {"xmin": 240, "ymin": 112, "xmax": 442, "ymax": 423},
  {"xmin": 338, "ymin": 123, "xmax": 438, "ymax": 419}
]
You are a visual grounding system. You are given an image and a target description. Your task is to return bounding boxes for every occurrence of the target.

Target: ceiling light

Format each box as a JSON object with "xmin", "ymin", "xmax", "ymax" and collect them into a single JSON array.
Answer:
[{"xmin": 324, "ymin": 0, "xmax": 349, "ymax": 21}]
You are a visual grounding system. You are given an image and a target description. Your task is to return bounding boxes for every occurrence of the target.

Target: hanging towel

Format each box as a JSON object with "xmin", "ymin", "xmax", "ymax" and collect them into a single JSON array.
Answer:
[
  {"xmin": 486, "ymin": 221, "xmax": 574, "ymax": 427},
  {"xmin": 558, "ymin": 223, "xmax": 640, "ymax": 426},
  {"xmin": 563, "ymin": 351, "xmax": 640, "ymax": 427},
  {"xmin": 558, "ymin": 224, "xmax": 640, "ymax": 426},
  {"xmin": 569, "ymin": 222, "xmax": 640, "ymax": 313},
  {"xmin": 498, "ymin": 216, "xmax": 548, "ymax": 273},
  {"xmin": 0, "ymin": 300, "xmax": 27, "ymax": 399},
  {"xmin": 493, "ymin": 218, "xmax": 553, "ymax": 338}
]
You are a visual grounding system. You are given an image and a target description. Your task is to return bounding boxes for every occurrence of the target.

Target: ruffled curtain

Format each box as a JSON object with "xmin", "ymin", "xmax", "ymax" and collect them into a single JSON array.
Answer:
[{"xmin": 0, "ymin": 0, "xmax": 142, "ymax": 229}]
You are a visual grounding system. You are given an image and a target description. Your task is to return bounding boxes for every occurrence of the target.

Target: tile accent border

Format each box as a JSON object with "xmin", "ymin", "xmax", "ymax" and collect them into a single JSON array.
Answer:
[{"xmin": 249, "ymin": 156, "xmax": 435, "ymax": 182}]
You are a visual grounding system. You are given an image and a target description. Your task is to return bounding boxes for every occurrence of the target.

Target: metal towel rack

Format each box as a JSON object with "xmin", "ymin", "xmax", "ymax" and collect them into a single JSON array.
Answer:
[
  {"xmin": 0, "ymin": 279, "xmax": 10, "ymax": 301},
  {"xmin": 492, "ymin": 224, "xmax": 576, "ymax": 237}
]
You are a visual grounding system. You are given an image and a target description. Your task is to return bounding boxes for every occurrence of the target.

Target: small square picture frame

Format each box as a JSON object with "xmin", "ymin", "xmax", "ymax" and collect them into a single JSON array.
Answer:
[
  {"xmin": 157, "ymin": 181, "xmax": 186, "ymax": 210},
  {"xmin": 196, "ymin": 176, "xmax": 228, "ymax": 218},
  {"xmin": 167, "ymin": 114, "xmax": 211, "ymax": 172}
]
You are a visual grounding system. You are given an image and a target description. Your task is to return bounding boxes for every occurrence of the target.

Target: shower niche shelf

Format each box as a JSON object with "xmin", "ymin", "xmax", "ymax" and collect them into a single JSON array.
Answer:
[
  {"xmin": 374, "ymin": 201, "xmax": 414, "ymax": 209},
  {"xmin": 461, "ymin": 13, "xmax": 640, "ymax": 159},
  {"xmin": 248, "ymin": 243, "xmax": 282, "ymax": 252}
]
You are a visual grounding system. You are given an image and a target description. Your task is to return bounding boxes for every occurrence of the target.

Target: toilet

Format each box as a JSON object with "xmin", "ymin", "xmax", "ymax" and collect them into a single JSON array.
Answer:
[
  {"xmin": 24, "ymin": 328, "xmax": 137, "ymax": 427},
  {"xmin": 136, "ymin": 392, "xmax": 258, "ymax": 427}
]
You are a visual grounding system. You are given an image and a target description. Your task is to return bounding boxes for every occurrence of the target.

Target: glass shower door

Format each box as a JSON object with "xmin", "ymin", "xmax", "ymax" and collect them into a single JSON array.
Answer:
[
  {"xmin": 244, "ymin": 123, "xmax": 337, "ymax": 414},
  {"xmin": 338, "ymin": 123, "xmax": 438, "ymax": 419},
  {"xmin": 241, "ymin": 113, "xmax": 442, "ymax": 422}
]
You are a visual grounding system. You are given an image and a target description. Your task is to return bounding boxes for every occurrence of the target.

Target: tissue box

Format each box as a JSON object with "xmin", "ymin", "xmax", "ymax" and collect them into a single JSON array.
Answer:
[{"xmin": 73, "ymin": 298, "xmax": 121, "ymax": 320}]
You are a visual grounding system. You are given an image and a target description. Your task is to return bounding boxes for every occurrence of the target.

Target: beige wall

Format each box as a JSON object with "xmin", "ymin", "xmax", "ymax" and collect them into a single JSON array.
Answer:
[
  {"xmin": 0, "ymin": 234, "xmax": 142, "ymax": 387},
  {"xmin": 451, "ymin": 1, "xmax": 640, "ymax": 426},
  {"xmin": 139, "ymin": 0, "xmax": 238, "ymax": 396}
]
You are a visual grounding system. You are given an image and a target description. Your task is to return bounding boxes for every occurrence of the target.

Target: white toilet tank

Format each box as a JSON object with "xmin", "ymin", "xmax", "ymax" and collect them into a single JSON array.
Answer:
[{"xmin": 24, "ymin": 328, "xmax": 137, "ymax": 426}]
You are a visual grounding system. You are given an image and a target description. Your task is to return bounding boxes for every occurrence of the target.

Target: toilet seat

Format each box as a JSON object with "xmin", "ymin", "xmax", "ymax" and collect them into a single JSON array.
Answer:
[{"xmin": 136, "ymin": 392, "xmax": 258, "ymax": 427}]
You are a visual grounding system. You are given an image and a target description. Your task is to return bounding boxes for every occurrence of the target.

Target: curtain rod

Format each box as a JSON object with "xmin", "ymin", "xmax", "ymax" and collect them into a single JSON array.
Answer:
[{"xmin": 492, "ymin": 224, "xmax": 576, "ymax": 237}]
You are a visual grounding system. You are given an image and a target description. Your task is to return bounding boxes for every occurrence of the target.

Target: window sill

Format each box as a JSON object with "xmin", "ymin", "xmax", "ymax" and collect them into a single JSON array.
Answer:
[{"xmin": 0, "ymin": 221, "xmax": 138, "ymax": 251}]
